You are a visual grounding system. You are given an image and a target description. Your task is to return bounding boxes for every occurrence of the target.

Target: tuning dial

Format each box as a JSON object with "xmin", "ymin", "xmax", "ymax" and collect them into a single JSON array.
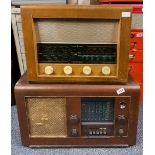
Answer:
[
  {"xmin": 102, "ymin": 66, "xmax": 111, "ymax": 75},
  {"xmin": 64, "ymin": 66, "xmax": 72, "ymax": 75},
  {"xmin": 71, "ymin": 128, "xmax": 78, "ymax": 136},
  {"xmin": 69, "ymin": 114, "xmax": 79, "ymax": 124},
  {"xmin": 44, "ymin": 66, "xmax": 53, "ymax": 75},
  {"xmin": 116, "ymin": 115, "xmax": 128, "ymax": 125},
  {"xmin": 83, "ymin": 66, "xmax": 92, "ymax": 75}
]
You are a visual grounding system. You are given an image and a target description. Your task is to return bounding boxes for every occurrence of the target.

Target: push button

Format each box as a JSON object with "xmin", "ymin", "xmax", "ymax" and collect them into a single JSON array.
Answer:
[
  {"xmin": 120, "ymin": 101, "xmax": 127, "ymax": 109},
  {"xmin": 118, "ymin": 128, "xmax": 124, "ymax": 136},
  {"xmin": 92, "ymin": 129, "xmax": 96, "ymax": 135}
]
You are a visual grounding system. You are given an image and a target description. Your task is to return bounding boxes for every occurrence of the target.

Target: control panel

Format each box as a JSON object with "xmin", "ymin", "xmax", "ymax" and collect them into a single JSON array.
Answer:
[{"xmin": 80, "ymin": 97, "xmax": 129, "ymax": 137}]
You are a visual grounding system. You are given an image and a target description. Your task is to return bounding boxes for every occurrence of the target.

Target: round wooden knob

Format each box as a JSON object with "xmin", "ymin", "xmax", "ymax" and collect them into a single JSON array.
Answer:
[
  {"xmin": 64, "ymin": 66, "xmax": 72, "ymax": 75},
  {"xmin": 44, "ymin": 66, "xmax": 53, "ymax": 75},
  {"xmin": 83, "ymin": 66, "xmax": 92, "ymax": 75},
  {"xmin": 102, "ymin": 66, "xmax": 111, "ymax": 75}
]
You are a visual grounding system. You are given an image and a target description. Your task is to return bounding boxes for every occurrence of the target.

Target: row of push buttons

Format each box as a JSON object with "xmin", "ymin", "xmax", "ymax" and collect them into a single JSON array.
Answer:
[{"xmin": 88, "ymin": 128, "xmax": 107, "ymax": 135}]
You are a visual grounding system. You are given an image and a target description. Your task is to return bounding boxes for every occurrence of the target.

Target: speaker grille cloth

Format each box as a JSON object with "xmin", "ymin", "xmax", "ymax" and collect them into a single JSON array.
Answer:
[
  {"xmin": 35, "ymin": 19, "xmax": 118, "ymax": 43},
  {"xmin": 25, "ymin": 97, "xmax": 67, "ymax": 137},
  {"xmin": 131, "ymin": 14, "xmax": 143, "ymax": 29}
]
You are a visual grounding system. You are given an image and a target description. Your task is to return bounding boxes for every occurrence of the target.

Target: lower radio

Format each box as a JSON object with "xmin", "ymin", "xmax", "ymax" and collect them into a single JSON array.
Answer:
[{"xmin": 15, "ymin": 73, "xmax": 140, "ymax": 147}]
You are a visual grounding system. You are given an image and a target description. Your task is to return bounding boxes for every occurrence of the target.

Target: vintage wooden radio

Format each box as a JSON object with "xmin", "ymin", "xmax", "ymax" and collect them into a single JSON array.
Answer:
[
  {"xmin": 15, "ymin": 73, "xmax": 140, "ymax": 147},
  {"xmin": 21, "ymin": 5, "xmax": 132, "ymax": 83}
]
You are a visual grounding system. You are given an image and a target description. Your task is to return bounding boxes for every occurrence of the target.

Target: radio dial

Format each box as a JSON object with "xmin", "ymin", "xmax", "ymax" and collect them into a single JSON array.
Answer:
[
  {"xmin": 102, "ymin": 66, "xmax": 111, "ymax": 75},
  {"xmin": 44, "ymin": 66, "xmax": 53, "ymax": 75},
  {"xmin": 64, "ymin": 66, "xmax": 72, "ymax": 75},
  {"xmin": 83, "ymin": 66, "xmax": 92, "ymax": 75}
]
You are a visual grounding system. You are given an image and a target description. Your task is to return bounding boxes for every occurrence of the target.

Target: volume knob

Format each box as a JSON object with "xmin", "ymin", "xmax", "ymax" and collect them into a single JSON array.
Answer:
[
  {"xmin": 118, "ymin": 128, "xmax": 124, "ymax": 136},
  {"xmin": 71, "ymin": 128, "xmax": 78, "ymax": 136},
  {"xmin": 83, "ymin": 66, "xmax": 92, "ymax": 75},
  {"xmin": 69, "ymin": 114, "xmax": 79, "ymax": 124},
  {"xmin": 44, "ymin": 66, "xmax": 53, "ymax": 75},
  {"xmin": 116, "ymin": 115, "xmax": 128, "ymax": 125},
  {"xmin": 64, "ymin": 66, "xmax": 72, "ymax": 75},
  {"xmin": 102, "ymin": 66, "xmax": 111, "ymax": 75}
]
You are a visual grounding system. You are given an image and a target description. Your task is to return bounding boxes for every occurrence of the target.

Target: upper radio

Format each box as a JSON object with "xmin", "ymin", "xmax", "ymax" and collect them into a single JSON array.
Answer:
[{"xmin": 21, "ymin": 5, "xmax": 132, "ymax": 83}]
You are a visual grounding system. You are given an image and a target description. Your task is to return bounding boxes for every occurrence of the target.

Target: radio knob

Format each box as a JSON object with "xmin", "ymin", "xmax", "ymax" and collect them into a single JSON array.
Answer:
[
  {"xmin": 96, "ymin": 130, "xmax": 99, "ymax": 135},
  {"xmin": 116, "ymin": 115, "xmax": 128, "ymax": 125},
  {"xmin": 102, "ymin": 66, "xmax": 111, "ymax": 75},
  {"xmin": 118, "ymin": 128, "xmax": 124, "ymax": 136},
  {"xmin": 92, "ymin": 129, "xmax": 96, "ymax": 135},
  {"xmin": 120, "ymin": 101, "xmax": 127, "ymax": 109},
  {"xmin": 64, "ymin": 66, "xmax": 72, "ymax": 75},
  {"xmin": 71, "ymin": 128, "xmax": 78, "ymax": 136},
  {"xmin": 69, "ymin": 114, "xmax": 79, "ymax": 124},
  {"xmin": 44, "ymin": 66, "xmax": 53, "ymax": 75},
  {"xmin": 83, "ymin": 66, "xmax": 92, "ymax": 75}
]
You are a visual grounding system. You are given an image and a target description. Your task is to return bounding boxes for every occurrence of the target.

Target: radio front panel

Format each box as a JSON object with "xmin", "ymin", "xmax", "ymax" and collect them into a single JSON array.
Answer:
[
  {"xmin": 25, "ymin": 96, "xmax": 129, "ymax": 139},
  {"xmin": 21, "ymin": 5, "xmax": 132, "ymax": 82}
]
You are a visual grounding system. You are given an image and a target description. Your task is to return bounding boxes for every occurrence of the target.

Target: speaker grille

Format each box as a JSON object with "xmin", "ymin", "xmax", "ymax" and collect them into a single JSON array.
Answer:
[
  {"xmin": 35, "ymin": 19, "xmax": 118, "ymax": 43},
  {"xmin": 25, "ymin": 97, "xmax": 67, "ymax": 137}
]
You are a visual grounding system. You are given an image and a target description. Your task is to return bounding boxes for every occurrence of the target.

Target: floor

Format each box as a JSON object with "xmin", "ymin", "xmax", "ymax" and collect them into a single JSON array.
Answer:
[{"xmin": 11, "ymin": 105, "xmax": 143, "ymax": 155}]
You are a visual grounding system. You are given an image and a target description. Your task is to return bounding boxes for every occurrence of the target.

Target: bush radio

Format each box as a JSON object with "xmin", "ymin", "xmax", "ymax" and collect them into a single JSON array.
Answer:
[
  {"xmin": 15, "ymin": 73, "xmax": 140, "ymax": 147},
  {"xmin": 21, "ymin": 5, "xmax": 132, "ymax": 83}
]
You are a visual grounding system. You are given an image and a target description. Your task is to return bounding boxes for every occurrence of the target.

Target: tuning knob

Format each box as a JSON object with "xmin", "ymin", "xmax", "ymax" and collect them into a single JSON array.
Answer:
[
  {"xmin": 44, "ymin": 66, "xmax": 53, "ymax": 75},
  {"xmin": 116, "ymin": 115, "xmax": 128, "ymax": 125},
  {"xmin": 102, "ymin": 66, "xmax": 111, "ymax": 75},
  {"xmin": 69, "ymin": 114, "xmax": 79, "ymax": 124},
  {"xmin": 71, "ymin": 128, "xmax": 78, "ymax": 136},
  {"xmin": 118, "ymin": 128, "xmax": 124, "ymax": 136},
  {"xmin": 64, "ymin": 66, "xmax": 72, "ymax": 75},
  {"xmin": 83, "ymin": 66, "xmax": 92, "ymax": 75},
  {"xmin": 120, "ymin": 101, "xmax": 127, "ymax": 109}
]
